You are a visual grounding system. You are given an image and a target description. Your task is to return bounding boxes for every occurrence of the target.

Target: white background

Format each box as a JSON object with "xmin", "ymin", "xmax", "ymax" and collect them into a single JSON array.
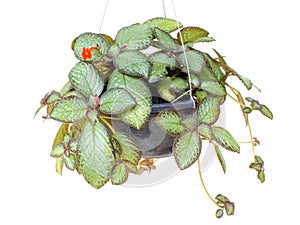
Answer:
[{"xmin": 0, "ymin": 0, "xmax": 298, "ymax": 224}]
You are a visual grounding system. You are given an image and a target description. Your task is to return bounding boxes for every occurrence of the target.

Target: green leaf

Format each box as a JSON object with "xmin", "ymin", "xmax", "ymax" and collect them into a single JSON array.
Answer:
[
  {"xmin": 56, "ymin": 156, "xmax": 64, "ymax": 176},
  {"xmin": 149, "ymin": 52, "xmax": 176, "ymax": 83},
  {"xmin": 213, "ymin": 49, "xmax": 227, "ymax": 70},
  {"xmin": 99, "ymin": 88, "xmax": 136, "ymax": 115},
  {"xmin": 115, "ymin": 23, "xmax": 153, "ymax": 50},
  {"xmin": 114, "ymin": 51, "xmax": 150, "ymax": 78},
  {"xmin": 157, "ymin": 77, "xmax": 176, "ymax": 102},
  {"xmin": 216, "ymin": 209, "xmax": 224, "ymax": 219},
  {"xmin": 50, "ymin": 143, "xmax": 65, "ymax": 158},
  {"xmin": 203, "ymin": 53, "xmax": 225, "ymax": 81},
  {"xmin": 212, "ymin": 127, "xmax": 240, "ymax": 153},
  {"xmin": 123, "ymin": 161, "xmax": 138, "ymax": 174},
  {"xmin": 198, "ymin": 97, "xmax": 221, "ymax": 125},
  {"xmin": 64, "ymin": 154, "xmax": 76, "ymax": 171},
  {"xmin": 174, "ymin": 131, "xmax": 201, "ymax": 170},
  {"xmin": 255, "ymin": 155, "xmax": 264, "ymax": 164},
  {"xmin": 181, "ymin": 114, "xmax": 198, "ymax": 131},
  {"xmin": 177, "ymin": 26, "xmax": 209, "ymax": 44},
  {"xmin": 108, "ymin": 70, "xmax": 152, "ymax": 130},
  {"xmin": 260, "ymin": 104, "xmax": 273, "ymax": 119},
  {"xmin": 177, "ymin": 50, "xmax": 206, "ymax": 74},
  {"xmin": 251, "ymin": 100, "xmax": 262, "ymax": 110},
  {"xmin": 236, "ymin": 73, "xmax": 252, "ymax": 90},
  {"xmin": 197, "ymin": 123, "xmax": 212, "ymax": 139},
  {"xmin": 194, "ymin": 90, "xmax": 207, "ymax": 101},
  {"xmin": 258, "ymin": 170, "xmax": 265, "ymax": 183},
  {"xmin": 215, "ymin": 194, "xmax": 229, "ymax": 204},
  {"xmin": 69, "ymin": 62, "xmax": 104, "ymax": 98},
  {"xmin": 153, "ymin": 28, "xmax": 178, "ymax": 51},
  {"xmin": 78, "ymin": 122, "xmax": 114, "ymax": 189},
  {"xmin": 249, "ymin": 162, "xmax": 263, "ymax": 172},
  {"xmin": 112, "ymin": 132, "xmax": 141, "ymax": 165},
  {"xmin": 200, "ymin": 81, "xmax": 226, "ymax": 96},
  {"xmin": 52, "ymin": 123, "xmax": 69, "ymax": 148},
  {"xmin": 224, "ymin": 202, "xmax": 235, "ymax": 216},
  {"xmin": 171, "ymin": 77, "xmax": 188, "ymax": 92},
  {"xmin": 73, "ymin": 32, "xmax": 109, "ymax": 61},
  {"xmin": 214, "ymin": 144, "xmax": 226, "ymax": 173},
  {"xmin": 144, "ymin": 17, "xmax": 182, "ymax": 33},
  {"xmin": 111, "ymin": 164, "xmax": 128, "ymax": 185},
  {"xmin": 59, "ymin": 81, "xmax": 73, "ymax": 97},
  {"xmin": 156, "ymin": 109, "xmax": 185, "ymax": 135},
  {"xmin": 50, "ymin": 96, "xmax": 88, "ymax": 123}
]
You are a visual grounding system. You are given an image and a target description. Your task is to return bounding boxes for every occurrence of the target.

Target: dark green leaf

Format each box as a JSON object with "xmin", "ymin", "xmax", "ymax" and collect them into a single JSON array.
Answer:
[
  {"xmin": 78, "ymin": 122, "xmax": 114, "ymax": 189},
  {"xmin": 99, "ymin": 88, "xmax": 136, "ymax": 115},
  {"xmin": 64, "ymin": 154, "xmax": 76, "ymax": 171},
  {"xmin": 108, "ymin": 70, "xmax": 152, "ymax": 130},
  {"xmin": 115, "ymin": 23, "xmax": 153, "ymax": 50},
  {"xmin": 243, "ymin": 107, "xmax": 252, "ymax": 114},
  {"xmin": 177, "ymin": 26, "xmax": 209, "ymax": 44},
  {"xmin": 216, "ymin": 209, "xmax": 224, "ymax": 219},
  {"xmin": 112, "ymin": 132, "xmax": 141, "ymax": 165},
  {"xmin": 153, "ymin": 28, "xmax": 178, "ymax": 51},
  {"xmin": 200, "ymin": 81, "xmax": 226, "ymax": 96},
  {"xmin": 203, "ymin": 53, "xmax": 225, "ymax": 81},
  {"xmin": 213, "ymin": 49, "xmax": 227, "ymax": 70},
  {"xmin": 249, "ymin": 163, "xmax": 263, "ymax": 172},
  {"xmin": 194, "ymin": 90, "xmax": 207, "ymax": 101},
  {"xmin": 144, "ymin": 17, "xmax": 182, "ymax": 33},
  {"xmin": 260, "ymin": 105, "xmax": 273, "ymax": 119},
  {"xmin": 114, "ymin": 51, "xmax": 150, "ymax": 78},
  {"xmin": 212, "ymin": 127, "xmax": 240, "ymax": 153},
  {"xmin": 214, "ymin": 144, "xmax": 226, "ymax": 173},
  {"xmin": 156, "ymin": 109, "xmax": 185, "ymax": 135},
  {"xmin": 224, "ymin": 202, "xmax": 235, "ymax": 216},
  {"xmin": 50, "ymin": 143, "xmax": 65, "ymax": 158},
  {"xmin": 111, "ymin": 164, "xmax": 129, "ymax": 185},
  {"xmin": 171, "ymin": 77, "xmax": 188, "ymax": 92},
  {"xmin": 73, "ymin": 32, "xmax": 109, "ymax": 61},
  {"xmin": 198, "ymin": 97, "xmax": 221, "ymax": 124},
  {"xmin": 174, "ymin": 131, "xmax": 201, "ymax": 170},
  {"xmin": 50, "ymin": 96, "xmax": 88, "ymax": 123},
  {"xmin": 177, "ymin": 50, "xmax": 206, "ymax": 74},
  {"xmin": 69, "ymin": 62, "xmax": 104, "ymax": 98},
  {"xmin": 236, "ymin": 73, "xmax": 252, "ymax": 90}
]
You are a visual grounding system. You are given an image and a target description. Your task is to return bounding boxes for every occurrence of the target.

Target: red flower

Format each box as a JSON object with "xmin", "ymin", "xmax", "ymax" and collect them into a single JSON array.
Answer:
[{"xmin": 81, "ymin": 46, "xmax": 100, "ymax": 60}]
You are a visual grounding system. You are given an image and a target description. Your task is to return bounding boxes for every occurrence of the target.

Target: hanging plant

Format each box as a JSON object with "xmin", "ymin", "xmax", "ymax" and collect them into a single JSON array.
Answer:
[{"xmin": 35, "ymin": 17, "xmax": 272, "ymax": 218}]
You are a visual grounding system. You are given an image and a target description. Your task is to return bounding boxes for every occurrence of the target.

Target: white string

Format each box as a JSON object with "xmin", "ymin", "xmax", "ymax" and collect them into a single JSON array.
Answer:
[
  {"xmin": 98, "ymin": 0, "xmax": 110, "ymax": 33},
  {"xmin": 170, "ymin": 0, "xmax": 195, "ymax": 108},
  {"xmin": 162, "ymin": 0, "xmax": 167, "ymax": 18}
]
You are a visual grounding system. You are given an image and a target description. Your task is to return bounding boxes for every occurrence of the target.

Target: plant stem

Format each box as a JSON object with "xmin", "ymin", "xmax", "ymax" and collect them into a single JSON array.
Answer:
[
  {"xmin": 247, "ymin": 122, "xmax": 256, "ymax": 160},
  {"xmin": 197, "ymin": 159, "xmax": 222, "ymax": 208}
]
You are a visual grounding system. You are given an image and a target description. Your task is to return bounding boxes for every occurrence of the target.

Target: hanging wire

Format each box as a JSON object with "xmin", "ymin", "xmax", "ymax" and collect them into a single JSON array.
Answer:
[
  {"xmin": 170, "ymin": 0, "xmax": 196, "ymax": 108},
  {"xmin": 98, "ymin": 0, "xmax": 110, "ymax": 33},
  {"xmin": 162, "ymin": 0, "xmax": 167, "ymax": 18}
]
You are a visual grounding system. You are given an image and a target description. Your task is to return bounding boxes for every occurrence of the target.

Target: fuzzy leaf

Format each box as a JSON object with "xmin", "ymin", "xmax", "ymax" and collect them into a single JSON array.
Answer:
[
  {"xmin": 177, "ymin": 50, "xmax": 206, "ymax": 74},
  {"xmin": 197, "ymin": 123, "xmax": 212, "ymax": 139},
  {"xmin": 203, "ymin": 53, "xmax": 225, "ymax": 81},
  {"xmin": 198, "ymin": 98, "xmax": 221, "ymax": 125},
  {"xmin": 64, "ymin": 154, "xmax": 76, "ymax": 171},
  {"xmin": 149, "ymin": 52, "xmax": 176, "ymax": 83},
  {"xmin": 260, "ymin": 105, "xmax": 273, "ymax": 119},
  {"xmin": 156, "ymin": 109, "xmax": 184, "ymax": 135},
  {"xmin": 50, "ymin": 143, "xmax": 65, "ymax": 158},
  {"xmin": 236, "ymin": 73, "xmax": 252, "ymax": 90},
  {"xmin": 181, "ymin": 114, "xmax": 198, "ymax": 130},
  {"xmin": 112, "ymin": 132, "xmax": 141, "ymax": 165},
  {"xmin": 78, "ymin": 122, "xmax": 114, "ymax": 189},
  {"xmin": 153, "ymin": 28, "xmax": 178, "ymax": 51},
  {"xmin": 200, "ymin": 81, "xmax": 226, "ymax": 96},
  {"xmin": 144, "ymin": 17, "xmax": 182, "ymax": 33},
  {"xmin": 50, "ymin": 96, "xmax": 88, "ymax": 123},
  {"xmin": 56, "ymin": 156, "xmax": 64, "ymax": 176},
  {"xmin": 157, "ymin": 77, "xmax": 176, "ymax": 102},
  {"xmin": 225, "ymin": 202, "xmax": 235, "ymax": 216},
  {"xmin": 114, "ymin": 51, "xmax": 150, "ymax": 78},
  {"xmin": 216, "ymin": 209, "xmax": 224, "ymax": 219},
  {"xmin": 214, "ymin": 144, "xmax": 226, "ymax": 173},
  {"xmin": 212, "ymin": 127, "xmax": 240, "ymax": 153},
  {"xmin": 178, "ymin": 26, "xmax": 209, "ymax": 44},
  {"xmin": 73, "ymin": 32, "xmax": 109, "ymax": 61},
  {"xmin": 111, "ymin": 164, "xmax": 129, "ymax": 185},
  {"xmin": 174, "ymin": 131, "xmax": 201, "ymax": 170},
  {"xmin": 69, "ymin": 62, "xmax": 104, "ymax": 98},
  {"xmin": 108, "ymin": 70, "xmax": 152, "ymax": 129},
  {"xmin": 171, "ymin": 77, "xmax": 188, "ymax": 92},
  {"xmin": 115, "ymin": 23, "xmax": 153, "ymax": 50},
  {"xmin": 99, "ymin": 88, "xmax": 136, "ymax": 115}
]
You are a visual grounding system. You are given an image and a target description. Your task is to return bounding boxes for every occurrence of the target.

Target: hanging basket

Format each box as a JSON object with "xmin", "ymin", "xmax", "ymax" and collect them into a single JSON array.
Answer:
[{"xmin": 35, "ymin": 16, "xmax": 273, "ymax": 218}]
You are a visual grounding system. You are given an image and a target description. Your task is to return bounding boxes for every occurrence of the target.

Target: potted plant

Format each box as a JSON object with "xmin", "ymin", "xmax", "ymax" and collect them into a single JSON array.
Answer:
[{"xmin": 35, "ymin": 17, "xmax": 272, "ymax": 218}]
